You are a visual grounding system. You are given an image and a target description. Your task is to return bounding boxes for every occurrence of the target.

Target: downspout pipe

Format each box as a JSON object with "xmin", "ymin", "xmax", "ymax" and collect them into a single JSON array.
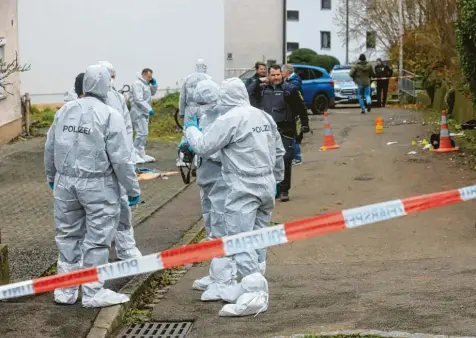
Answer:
[{"xmin": 283, "ymin": 0, "xmax": 287, "ymax": 64}]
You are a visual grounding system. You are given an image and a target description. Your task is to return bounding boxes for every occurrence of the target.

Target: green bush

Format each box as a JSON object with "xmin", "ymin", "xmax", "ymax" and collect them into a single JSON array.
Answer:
[
  {"xmin": 287, "ymin": 48, "xmax": 318, "ymax": 64},
  {"xmin": 310, "ymin": 55, "xmax": 341, "ymax": 72},
  {"xmin": 456, "ymin": 0, "xmax": 476, "ymax": 103},
  {"xmin": 287, "ymin": 48, "xmax": 340, "ymax": 72}
]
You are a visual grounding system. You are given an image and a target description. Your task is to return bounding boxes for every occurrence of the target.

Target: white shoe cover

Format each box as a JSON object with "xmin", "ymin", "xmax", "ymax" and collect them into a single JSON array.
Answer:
[
  {"xmin": 219, "ymin": 290, "xmax": 269, "ymax": 317},
  {"xmin": 201, "ymin": 257, "xmax": 237, "ymax": 301},
  {"xmin": 144, "ymin": 154, "xmax": 156, "ymax": 163},
  {"xmin": 54, "ymin": 260, "xmax": 81, "ymax": 305},
  {"xmin": 54, "ymin": 288, "xmax": 79, "ymax": 305},
  {"xmin": 192, "ymin": 275, "xmax": 213, "ymax": 291},
  {"xmin": 218, "ymin": 273, "xmax": 269, "ymax": 317},
  {"xmin": 133, "ymin": 151, "xmax": 146, "ymax": 164},
  {"xmin": 82, "ymin": 288, "xmax": 130, "ymax": 308},
  {"xmin": 219, "ymin": 272, "xmax": 268, "ymax": 303},
  {"xmin": 116, "ymin": 247, "xmax": 142, "ymax": 260}
]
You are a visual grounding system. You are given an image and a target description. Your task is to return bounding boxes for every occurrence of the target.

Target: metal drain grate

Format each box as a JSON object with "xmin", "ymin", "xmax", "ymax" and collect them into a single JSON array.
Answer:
[{"xmin": 118, "ymin": 322, "xmax": 193, "ymax": 338}]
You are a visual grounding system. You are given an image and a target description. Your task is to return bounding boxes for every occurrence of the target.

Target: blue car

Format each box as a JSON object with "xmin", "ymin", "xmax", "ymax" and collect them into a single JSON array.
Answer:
[
  {"xmin": 238, "ymin": 64, "xmax": 335, "ymax": 114},
  {"xmin": 292, "ymin": 64, "xmax": 335, "ymax": 114}
]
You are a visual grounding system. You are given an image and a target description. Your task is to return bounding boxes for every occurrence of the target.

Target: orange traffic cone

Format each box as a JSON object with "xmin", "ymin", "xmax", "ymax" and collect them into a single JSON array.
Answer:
[
  {"xmin": 432, "ymin": 110, "xmax": 458, "ymax": 153},
  {"xmin": 320, "ymin": 112, "xmax": 340, "ymax": 151}
]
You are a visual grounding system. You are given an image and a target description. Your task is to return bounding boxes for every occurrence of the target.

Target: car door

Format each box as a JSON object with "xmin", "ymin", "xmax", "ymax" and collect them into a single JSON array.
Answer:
[
  {"xmin": 310, "ymin": 68, "xmax": 335, "ymax": 101},
  {"xmin": 294, "ymin": 66, "xmax": 313, "ymax": 104}
]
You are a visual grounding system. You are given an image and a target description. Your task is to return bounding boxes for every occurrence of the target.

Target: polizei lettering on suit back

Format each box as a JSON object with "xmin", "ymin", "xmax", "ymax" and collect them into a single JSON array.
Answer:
[{"xmin": 62, "ymin": 125, "xmax": 91, "ymax": 135}]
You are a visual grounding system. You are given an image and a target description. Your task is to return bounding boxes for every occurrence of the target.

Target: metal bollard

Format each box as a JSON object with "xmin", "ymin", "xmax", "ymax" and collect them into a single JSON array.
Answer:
[{"xmin": 0, "ymin": 229, "xmax": 10, "ymax": 285}]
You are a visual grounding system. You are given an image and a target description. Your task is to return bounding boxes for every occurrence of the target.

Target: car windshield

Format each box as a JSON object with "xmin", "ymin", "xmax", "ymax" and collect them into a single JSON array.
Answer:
[
  {"xmin": 239, "ymin": 69, "xmax": 256, "ymax": 80},
  {"xmin": 332, "ymin": 71, "xmax": 352, "ymax": 81}
]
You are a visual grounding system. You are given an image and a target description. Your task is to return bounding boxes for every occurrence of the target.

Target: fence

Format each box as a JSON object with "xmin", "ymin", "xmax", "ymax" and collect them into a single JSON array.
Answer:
[
  {"xmin": 428, "ymin": 82, "xmax": 476, "ymax": 124},
  {"xmin": 398, "ymin": 69, "xmax": 418, "ymax": 98}
]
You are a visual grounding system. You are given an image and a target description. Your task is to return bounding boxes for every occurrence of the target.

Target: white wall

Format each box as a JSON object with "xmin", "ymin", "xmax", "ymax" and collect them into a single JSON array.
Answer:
[
  {"xmin": 286, "ymin": 0, "xmax": 386, "ymax": 64},
  {"xmin": 18, "ymin": 0, "xmax": 225, "ymax": 104},
  {"xmin": 0, "ymin": 0, "xmax": 21, "ymax": 128},
  {"xmin": 225, "ymin": 0, "xmax": 284, "ymax": 70}
]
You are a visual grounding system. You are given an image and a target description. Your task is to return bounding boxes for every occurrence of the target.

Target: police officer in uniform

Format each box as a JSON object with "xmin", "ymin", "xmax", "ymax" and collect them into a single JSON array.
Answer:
[{"xmin": 259, "ymin": 64, "xmax": 310, "ymax": 202}]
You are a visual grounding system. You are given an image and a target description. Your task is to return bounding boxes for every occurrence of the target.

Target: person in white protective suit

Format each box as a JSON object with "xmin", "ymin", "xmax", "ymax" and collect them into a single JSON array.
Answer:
[
  {"xmin": 97, "ymin": 61, "xmax": 142, "ymax": 260},
  {"xmin": 185, "ymin": 79, "xmax": 230, "ymax": 292},
  {"xmin": 177, "ymin": 59, "xmax": 211, "ymax": 168},
  {"xmin": 64, "ymin": 73, "xmax": 85, "ymax": 102},
  {"xmin": 184, "ymin": 77, "xmax": 286, "ymax": 281},
  {"xmin": 130, "ymin": 68, "xmax": 158, "ymax": 164},
  {"xmin": 179, "ymin": 59, "xmax": 211, "ymax": 123},
  {"xmin": 44, "ymin": 64, "xmax": 141, "ymax": 308}
]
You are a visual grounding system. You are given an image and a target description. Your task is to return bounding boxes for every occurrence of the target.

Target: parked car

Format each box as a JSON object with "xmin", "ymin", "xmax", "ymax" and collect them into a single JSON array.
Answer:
[
  {"xmin": 330, "ymin": 65, "xmax": 377, "ymax": 106},
  {"xmin": 238, "ymin": 64, "xmax": 335, "ymax": 114}
]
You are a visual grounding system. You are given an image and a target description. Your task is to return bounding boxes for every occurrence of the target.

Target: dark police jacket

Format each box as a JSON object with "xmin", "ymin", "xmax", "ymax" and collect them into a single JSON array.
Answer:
[
  {"xmin": 244, "ymin": 73, "xmax": 263, "ymax": 108},
  {"xmin": 258, "ymin": 82, "xmax": 309, "ymax": 138},
  {"xmin": 374, "ymin": 64, "xmax": 393, "ymax": 81}
]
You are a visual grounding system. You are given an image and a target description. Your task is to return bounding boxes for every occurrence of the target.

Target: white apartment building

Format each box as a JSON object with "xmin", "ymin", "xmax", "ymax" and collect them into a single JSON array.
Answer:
[
  {"xmin": 18, "ymin": 0, "xmax": 225, "ymax": 104},
  {"xmin": 0, "ymin": 0, "xmax": 22, "ymax": 143},
  {"xmin": 285, "ymin": 0, "xmax": 386, "ymax": 64},
  {"xmin": 224, "ymin": 0, "xmax": 285, "ymax": 76}
]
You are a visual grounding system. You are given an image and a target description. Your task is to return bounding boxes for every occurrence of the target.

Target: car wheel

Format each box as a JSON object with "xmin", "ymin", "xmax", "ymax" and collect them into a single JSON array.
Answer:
[{"xmin": 311, "ymin": 93, "xmax": 329, "ymax": 115}]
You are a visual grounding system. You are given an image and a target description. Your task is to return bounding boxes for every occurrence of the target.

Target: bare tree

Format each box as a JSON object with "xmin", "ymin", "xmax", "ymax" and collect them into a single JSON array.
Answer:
[{"xmin": 0, "ymin": 41, "xmax": 30, "ymax": 95}]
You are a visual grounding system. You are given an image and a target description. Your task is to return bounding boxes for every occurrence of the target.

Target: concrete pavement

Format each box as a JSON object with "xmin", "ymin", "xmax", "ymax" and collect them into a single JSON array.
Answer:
[
  {"xmin": 0, "ymin": 139, "xmax": 184, "ymax": 280},
  {"xmin": 0, "ymin": 175, "xmax": 203, "ymax": 338},
  {"xmin": 151, "ymin": 106, "xmax": 476, "ymax": 337}
]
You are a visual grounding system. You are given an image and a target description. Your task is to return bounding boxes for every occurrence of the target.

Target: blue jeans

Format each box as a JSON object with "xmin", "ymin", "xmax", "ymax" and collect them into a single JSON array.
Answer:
[
  {"xmin": 358, "ymin": 85, "xmax": 371, "ymax": 111},
  {"xmin": 293, "ymin": 138, "xmax": 302, "ymax": 161}
]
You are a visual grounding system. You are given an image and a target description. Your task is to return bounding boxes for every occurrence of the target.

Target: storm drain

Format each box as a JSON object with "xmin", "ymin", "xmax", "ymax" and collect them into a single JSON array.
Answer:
[{"xmin": 118, "ymin": 322, "xmax": 193, "ymax": 338}]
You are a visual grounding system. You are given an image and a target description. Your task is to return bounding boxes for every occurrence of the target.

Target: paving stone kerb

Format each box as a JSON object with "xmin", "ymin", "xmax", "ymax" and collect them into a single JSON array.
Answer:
[
  {"xmin": 272, "ymin": 330, "xmax": 476, "ymax": 338},
  {"xmin": 0, "ymin": 138, "xmax": 184, "ymax": 280}
]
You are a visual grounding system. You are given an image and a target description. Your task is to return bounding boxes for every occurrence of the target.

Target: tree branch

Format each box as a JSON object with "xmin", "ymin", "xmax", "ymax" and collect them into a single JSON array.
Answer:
[{"xmin": 0, "ymin": 47, "xmax": 31, "ymax": 95}]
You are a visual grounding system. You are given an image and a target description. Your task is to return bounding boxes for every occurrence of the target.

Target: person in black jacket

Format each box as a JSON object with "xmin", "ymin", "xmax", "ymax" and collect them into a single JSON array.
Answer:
[
  {"xmin": 374, "ymin": 58, "xmax": 393, "ymax": 107},
  {"xmin": 244, "ymin": 61, "xmax": 267, "ymax": 108},
  {"xmin": 259, "ymin": 65, "xmax": 310, "ymax": 202}
]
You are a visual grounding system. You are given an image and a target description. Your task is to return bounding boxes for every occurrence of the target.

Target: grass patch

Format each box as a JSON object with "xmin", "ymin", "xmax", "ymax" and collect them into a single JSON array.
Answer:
[
  {"xmin": 28, "ymin": 92, "xmax": 182, "ymax": 142},
  {"xmin": 149, "ymin": 92, "xmax": 181, "ymax": 142}
]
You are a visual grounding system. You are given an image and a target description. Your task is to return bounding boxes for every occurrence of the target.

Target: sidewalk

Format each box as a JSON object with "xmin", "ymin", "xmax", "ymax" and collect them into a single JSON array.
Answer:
[
  {"xmin": 0, "ymin": 167, "xmax": 203, "ymax": 338},
  {"xmin": 0, "ymin": 138, "xmax": 183, "ymax": 281},
  {"xmin": 151, "ymin": 107, "xmax": 476, "ymax": 337}
]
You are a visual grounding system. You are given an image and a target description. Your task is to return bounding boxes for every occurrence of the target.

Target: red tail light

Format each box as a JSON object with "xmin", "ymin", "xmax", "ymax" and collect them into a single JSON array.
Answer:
[{"xmin": 330, "ymin": 80, "xmax": 335, "ymax": 87}]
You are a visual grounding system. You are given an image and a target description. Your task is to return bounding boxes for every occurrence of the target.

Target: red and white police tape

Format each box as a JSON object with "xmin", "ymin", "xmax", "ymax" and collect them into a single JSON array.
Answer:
[
  {"xmin": 371, "ymin": 75, "xmax": 415, "ymax": 81},
  {"xmin": 1, "ymin": 184, "xmax": 476, "ymax": 301}
]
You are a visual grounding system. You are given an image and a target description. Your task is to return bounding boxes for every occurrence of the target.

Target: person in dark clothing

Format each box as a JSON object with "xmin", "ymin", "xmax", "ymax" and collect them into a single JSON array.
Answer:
[
  {"xmin": 259, "ymin": 64, "xmax": 310, "ymax": 202},
  {"xmin": 244, "ymin": 61, "xmax": 267, "ymax": 108},
  {"xmin": 350, "ymin": 54, "xmax": 375, "ymax": 114},
  {"xmin": 282, "ymin": 64, "xmax": 304, "ymax": 165},
  {"xmin": 374, "ymin": 58, "xmax": 393, "ymax": 107}
]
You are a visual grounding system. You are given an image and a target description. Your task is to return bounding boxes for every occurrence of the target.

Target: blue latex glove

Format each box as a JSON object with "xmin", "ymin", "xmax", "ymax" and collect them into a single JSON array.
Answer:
[
  {"xmin": 184, "ymin": 115, "xmax": 199, "ymax": 130},
  {"xmin": 128, "ymin": 195, "xmax": 140, "ymax": 207},
  {"xmin": 178, "ymin": 140, "xmax": 194, "ymax": 152},
  {"xmin": 149, "ymin": 109, "xmax": 155, "ymax": 116},
  {"xmin": 48, "ymin": 181, "xmax": 54, "ymax": 190},
  {"xmin": 151, "ymin": 78, "xmax": 157, "ymax": 86}
]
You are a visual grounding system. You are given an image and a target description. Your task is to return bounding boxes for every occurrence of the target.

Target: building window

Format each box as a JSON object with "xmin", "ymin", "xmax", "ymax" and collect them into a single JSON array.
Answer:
[
  {"xmin": 287, "ymin": 10, "xmax": 299, "ymax": 21},
  {"xmin": 321, "ymin": 31, "xmax": 331, "ymax": 49},
  {"xmin": 321, "ymin": 0, "xmax": 331, "ymax": 10},
  {"xmin": 266, "ymin": 59, "xmax": 277, "ymax": 67},
  {"xmin": 227, "ymin": 52, "xmax": 233, "ymax": 60},
  {"xmin": 287, "ymin": 42, "xmax": 300, "ymax": 52},
  {"xmin": 366, "ymin": 31, "xmax": 377, "ymax": 49}
]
